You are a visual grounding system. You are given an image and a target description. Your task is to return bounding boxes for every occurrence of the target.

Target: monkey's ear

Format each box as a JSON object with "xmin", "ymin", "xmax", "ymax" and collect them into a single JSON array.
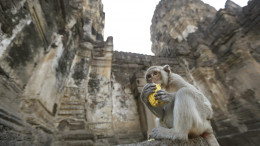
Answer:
[{"xmin": 163, "ymin": 65, "xmax": 171, "ymax": 73}]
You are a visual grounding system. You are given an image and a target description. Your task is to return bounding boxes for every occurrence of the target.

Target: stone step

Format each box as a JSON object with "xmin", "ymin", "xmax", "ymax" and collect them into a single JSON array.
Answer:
[
  {"xmin": 59, "ymin": 105, "xmax": 85, "ymax": 110},
  {"xmin": 67, "ymin": 120, "xmax": 85, "ymax": 125},
  {"xmin": 57, "ymin": 114, "xmax": 85, "ymax": 119},
  {"xmin": 56, "ymin": 119, "xmax": 86, "ymax": 131},
  {"xmin": 60, "ymin": 101, "xmax": 84, "ymax": 106},
  {"xmin": 61, "ymin": 98, "xmax": 84, "ymax": 102},
  {"xmin": 61, "ymin": 95, "xmax": 85, "ymax": 101},
  {"xmin": 53, "ymin": 140, "xmax": 94, "ymax": 146},
  {"xmin": 57, "ymin": 130, "xmax": 95, "ymax": 141},
  {"xmin": 117, "ymin": 132, "xmax": 144, "ymax": 139},
  {"xmin": 56, "ymin": 119, "xmax": 85, "ymax": 125},
  {"xmin": 58, "ymin": 110, "xmax": 85, "ymax": 115}
]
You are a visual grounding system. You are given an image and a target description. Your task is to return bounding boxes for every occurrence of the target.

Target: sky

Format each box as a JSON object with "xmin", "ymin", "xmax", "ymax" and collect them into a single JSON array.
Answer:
[{"xmin": 102, "ymin": 0, "xmax": 248, "ymax": 55}]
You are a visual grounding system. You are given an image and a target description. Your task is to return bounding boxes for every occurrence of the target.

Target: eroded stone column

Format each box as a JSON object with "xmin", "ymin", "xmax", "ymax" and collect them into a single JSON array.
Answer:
[{"xmin": 86, "ymin": 37, "xmax": 114, "ymax": 143}]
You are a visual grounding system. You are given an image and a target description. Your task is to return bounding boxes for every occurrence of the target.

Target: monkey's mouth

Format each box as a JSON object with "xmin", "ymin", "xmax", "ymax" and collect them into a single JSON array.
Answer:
[{"xmin": 153, "ymin": 81, "xmax": 159, "ymax": 84}]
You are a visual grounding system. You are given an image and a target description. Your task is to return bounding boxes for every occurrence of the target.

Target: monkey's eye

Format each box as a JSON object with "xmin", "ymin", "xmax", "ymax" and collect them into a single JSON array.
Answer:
[
  {"xmin": 153, "ymin": 72, "xmax": 158, "ymax": 76},
  {"xmin": 147, "ymin": 75, "xmax": 151, "ymax": 79}
]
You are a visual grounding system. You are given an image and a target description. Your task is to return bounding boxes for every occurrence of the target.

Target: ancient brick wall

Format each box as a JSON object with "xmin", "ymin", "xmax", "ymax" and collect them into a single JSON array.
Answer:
[{"xmin": 111, "ymin": 51, "xmax": 184, "ymax": 141}]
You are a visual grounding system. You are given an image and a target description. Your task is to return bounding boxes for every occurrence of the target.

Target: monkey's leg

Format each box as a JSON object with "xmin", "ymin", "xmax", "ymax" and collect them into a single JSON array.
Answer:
[
  {"xmin": 203, "ymin": 128, "xmax": 220, "ymax": 146},
  {"xmin": 149, "ymin": 126, "xmax": 177, "ymax": 140},
  {"xmin": 173, "ymin": 88, "xmax": 199, "ymax": 140},
  {"xmin": 149, "ymin": 88, "xmax": 196, "ymax": 141}
]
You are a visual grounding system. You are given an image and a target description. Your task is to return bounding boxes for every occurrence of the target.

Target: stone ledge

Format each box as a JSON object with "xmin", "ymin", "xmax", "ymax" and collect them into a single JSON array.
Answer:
[{"xmin": 120, "ymin": 137, "xmax": 209, "ymax": 146}]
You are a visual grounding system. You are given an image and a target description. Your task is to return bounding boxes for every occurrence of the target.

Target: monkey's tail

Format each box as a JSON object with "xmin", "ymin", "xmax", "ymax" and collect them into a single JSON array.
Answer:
[{"xmin": 203, "ymin": 133, "xmax": 220, "ymax": 146}]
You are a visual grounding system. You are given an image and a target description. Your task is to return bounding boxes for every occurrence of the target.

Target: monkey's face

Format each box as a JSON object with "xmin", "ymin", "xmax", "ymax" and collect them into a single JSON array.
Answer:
[{"xmin": 146, "ymin": 70, "xmax": 162, "ymax": 84}]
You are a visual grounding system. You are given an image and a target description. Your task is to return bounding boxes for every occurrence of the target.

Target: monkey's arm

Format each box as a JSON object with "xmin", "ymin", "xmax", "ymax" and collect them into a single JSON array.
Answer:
[
  {"xmin": 144, "ymin": 101, "xmax": 164, "ymax": 118},
  {"xmin": 155, "ymin": 90, "xmax": 176, "ymax": 104},
  {"xmin": 141, "ymin": 84, "xmax": 164, "ymax": 118}
]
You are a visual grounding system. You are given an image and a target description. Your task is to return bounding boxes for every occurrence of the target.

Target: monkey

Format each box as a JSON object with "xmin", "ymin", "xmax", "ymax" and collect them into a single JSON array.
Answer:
[{"xmin": 140, "ymin": 65, "xmax": 219, "ymax": 146}]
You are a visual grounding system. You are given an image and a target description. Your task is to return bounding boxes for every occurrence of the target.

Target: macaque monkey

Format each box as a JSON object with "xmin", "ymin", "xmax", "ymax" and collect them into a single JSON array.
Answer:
[{"xmin": 141, "ymin": 65, "xmax": 219, "ymax": 146}]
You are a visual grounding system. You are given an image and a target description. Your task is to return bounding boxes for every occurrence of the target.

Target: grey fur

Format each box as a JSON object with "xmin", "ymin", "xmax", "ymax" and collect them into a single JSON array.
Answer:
[{"xmin": 141, "ymin": 65, "xmax": 219, "ymax": 146}]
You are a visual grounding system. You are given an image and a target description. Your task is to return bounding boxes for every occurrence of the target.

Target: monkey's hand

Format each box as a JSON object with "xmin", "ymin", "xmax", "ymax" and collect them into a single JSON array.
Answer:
[
  {"xmin": 141, "ymin": 84, "xmax": 164, "ymax": 118},
  {"xmin": 154, "ymin": 90, "xmax": 175, "ymax": 104},
  {"xmin": 141, "ymin": 83, "xmax": 157, "ymax": 103}
]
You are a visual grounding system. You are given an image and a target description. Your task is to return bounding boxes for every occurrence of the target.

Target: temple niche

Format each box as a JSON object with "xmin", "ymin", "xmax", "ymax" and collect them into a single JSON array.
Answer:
[{"xmin": 0, "ymin": 0, "xmax": 259, "ymax": 145}]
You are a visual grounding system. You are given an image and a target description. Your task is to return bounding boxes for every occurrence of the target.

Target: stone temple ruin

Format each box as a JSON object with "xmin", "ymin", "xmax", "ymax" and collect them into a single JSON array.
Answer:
[{"xmin": 0, "ymin": 0, "xmax": 259, "ymax": 145}]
